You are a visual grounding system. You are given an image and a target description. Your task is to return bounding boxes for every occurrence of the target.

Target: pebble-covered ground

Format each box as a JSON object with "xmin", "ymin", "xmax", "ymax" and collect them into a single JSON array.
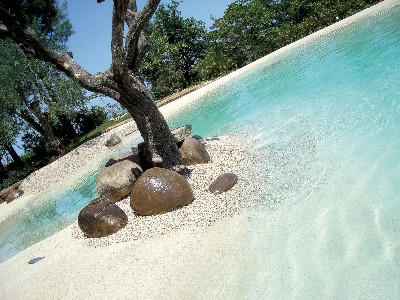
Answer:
[{"xmin": 72, "ymin": 133, "xmax": 326, "ymax": 247}]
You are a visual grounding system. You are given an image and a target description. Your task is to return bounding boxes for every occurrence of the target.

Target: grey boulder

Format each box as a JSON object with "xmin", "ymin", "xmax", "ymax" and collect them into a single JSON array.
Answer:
[
  {"xmin": 105, "ymin": 134, "xmax": 121, "ymax": 147},
  {"xmin": 179, "ymin": 136, "xmax": 210, "ymax": 165},
  {"xmin": 96, "ymin": 160, "xmax": 142, "ymax": 202}
]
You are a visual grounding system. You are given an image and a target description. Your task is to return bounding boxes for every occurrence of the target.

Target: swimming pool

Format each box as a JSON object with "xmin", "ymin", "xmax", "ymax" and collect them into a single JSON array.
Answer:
[
  {"xmin": 1, "ymin": 3, "xmax": 400, "ymax": 297},
  {"xmin": 168, "ymin": 4, "xmax": 400, "ymax": 297}
]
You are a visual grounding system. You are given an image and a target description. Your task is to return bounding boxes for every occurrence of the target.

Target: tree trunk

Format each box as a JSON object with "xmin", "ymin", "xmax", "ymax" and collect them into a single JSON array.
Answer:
[
  {"xmin": 20, "ymin": 110, "xmax": 63, "ymax": 153},
  {"xmin": 38, "ymin": 112, "xmax": 63, "ymax": 154},
  {"xmin": 24, "ymin": 101, "xmax": 64, "ymax": 155},
  {"xmin": 5, "ymin": 142, "xmax": 23, "ymax": 166},
  {"xmin": 120, "ymin": 92, "xmax": 183, "ymax": 171},
  {"xmin": 19, "ymin": 110, "xmax": 46, "ymax": 136}
]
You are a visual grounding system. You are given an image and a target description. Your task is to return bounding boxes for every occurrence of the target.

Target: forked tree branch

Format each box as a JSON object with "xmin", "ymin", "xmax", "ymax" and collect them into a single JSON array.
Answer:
[{"xmin": 124, "ymin": 0, "xmax": 160, "ymax": 71}]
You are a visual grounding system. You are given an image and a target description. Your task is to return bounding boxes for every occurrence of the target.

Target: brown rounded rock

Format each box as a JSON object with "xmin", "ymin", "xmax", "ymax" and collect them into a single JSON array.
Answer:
[
  {"xmin": 78, "ymin": 197, "xmax": 128, "ymax": 238},
  {"xmin": 96, "ymin": 160, "xmax": 142, "ymax": 202},
  {"xmin": 130, "ymin": 167, "xmax": 194, "ymax": 216},
  {"xmin": 209, "ymin": 173, "xmax": 238, "ymax": 195},
  {"xmin": 105, "ymin": 134, "xmax": 121, "ymax": 147},
  {"xmin": 179, "ymin": 136, "xmax": 210, "ymax": 165}
]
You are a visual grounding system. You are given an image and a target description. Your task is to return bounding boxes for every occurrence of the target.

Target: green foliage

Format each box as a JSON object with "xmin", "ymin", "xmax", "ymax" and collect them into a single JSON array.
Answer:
[
  {"xmin": 196, "ymin": 0, "xmax": 281, "ymax": 79},
  {"xmin": 74, "ymin": 106, "xmax": 107, "ymax": 135},
  {"xmin": 197, "ymin": 0, "xmax": 381, "ymax": 79},
  {"xmin": 140, "ymin": 0, "xmax": 208, "ymax": 99},
  {"xmin": 0, "ymin": 33, "xmax": 91, "ymax": 152},
  {"xmin": 1, "ymin": 0, "xmax": 58, "ymax": 34}
]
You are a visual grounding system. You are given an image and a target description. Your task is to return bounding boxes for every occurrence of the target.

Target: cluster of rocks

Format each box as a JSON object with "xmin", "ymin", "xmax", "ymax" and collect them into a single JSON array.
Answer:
[{"xmin": 78, "ymin": 125, "xmax": 238, "ymax": 238}]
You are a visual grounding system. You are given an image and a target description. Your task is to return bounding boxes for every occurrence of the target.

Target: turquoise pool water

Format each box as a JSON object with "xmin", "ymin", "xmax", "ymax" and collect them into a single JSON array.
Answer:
[{"xmin": 1, "ymin": 4, "xmax": 400, "ymax": 297}]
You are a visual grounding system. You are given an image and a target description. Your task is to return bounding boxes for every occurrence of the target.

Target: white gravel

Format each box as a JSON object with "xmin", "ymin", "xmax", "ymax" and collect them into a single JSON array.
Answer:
[{"xmin": 71, "ymin": 134, "xmax": 314, "ymax": 247}]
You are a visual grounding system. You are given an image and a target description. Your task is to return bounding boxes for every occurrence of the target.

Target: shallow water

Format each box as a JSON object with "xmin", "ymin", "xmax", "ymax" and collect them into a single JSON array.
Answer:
[
  {"xmin": 168, "ymin": 6, "xmax": 400, "ymax": 298},
  {"xmin": 1, "ymin": 4, "xmax": 400, "ymax": 297}
]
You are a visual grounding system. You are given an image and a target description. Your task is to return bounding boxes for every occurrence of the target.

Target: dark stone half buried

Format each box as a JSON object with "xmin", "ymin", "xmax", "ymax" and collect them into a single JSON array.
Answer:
[{"xmin": 209, "ymin": 173, "xmax": 238, "ymax": 195}]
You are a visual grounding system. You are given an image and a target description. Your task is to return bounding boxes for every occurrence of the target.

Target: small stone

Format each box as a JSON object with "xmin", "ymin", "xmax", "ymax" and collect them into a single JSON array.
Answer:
[
  {"xmin": 205, "ymin": 136, "xmax": 220, "ymax": 142},
  {"xmin": 105, "ymin": 134, "xmax": 121, "ymax": 147},
  {"xmin": 209, "ymin": 173, "xmax": 238, "ymax": 195},
  {"xmin": 78, "ymin": 197, "xmax": 128, "ymax": 238},
  {"xmin": 6, "ymin": 189, "xmax": 24, "ymax": 203},
  {"xmin": 28, "ymin": 257, "xmax": 45, "ymax": 264}
]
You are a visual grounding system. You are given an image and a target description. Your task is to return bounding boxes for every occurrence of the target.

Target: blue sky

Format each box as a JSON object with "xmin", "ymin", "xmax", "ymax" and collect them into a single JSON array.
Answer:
[{"xmin": 66, "ymin": 0, "xmax": 233, "ymax": 74}]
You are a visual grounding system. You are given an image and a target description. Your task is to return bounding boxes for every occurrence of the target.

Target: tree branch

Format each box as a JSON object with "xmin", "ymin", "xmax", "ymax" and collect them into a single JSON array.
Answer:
[
  {"xmin": 124, "ymin": 0, "xmax": 160, "ymax": 71},
  {"xmin": 126, "ymin": 0, "xmax": 138, "ymax": 29},
  {"xmin": 111, "ymin": 0, "xmax": 129, "ymax": 77},
  {"xmin": 130, "ymin": 32, "xmax": 149, "ymax": 71},
  {"xmin": 0, "ymin": 8, "xmax": 121, "ymax": 100}
]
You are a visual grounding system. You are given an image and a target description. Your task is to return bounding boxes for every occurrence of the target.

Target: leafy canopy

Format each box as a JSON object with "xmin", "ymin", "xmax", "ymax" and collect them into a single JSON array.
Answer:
[{"xmin": 140, "ymin": 0, "xmax": 207, "ymax": 99}]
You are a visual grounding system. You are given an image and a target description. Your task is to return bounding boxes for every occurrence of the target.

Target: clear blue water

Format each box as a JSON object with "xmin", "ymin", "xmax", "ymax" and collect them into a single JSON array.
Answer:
[{"xmin": 1, "ymin": 4, "xmax": 400, "ymax": 297}]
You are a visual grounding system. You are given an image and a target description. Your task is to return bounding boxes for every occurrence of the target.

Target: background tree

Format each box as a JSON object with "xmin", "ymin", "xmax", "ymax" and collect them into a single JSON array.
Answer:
[
  {"xmin": 0, "ymin": 2, "xmax": 97, "ymax": 154},
  {"xmin": 140, "ymin": 0, "xmax": 207, "ymax": 99},
  {"xmin": 0, "ymin": 110, "xmax": 22, "ymax": 167},
  {"xmin": 0, "ymin": 39, "xmax": 92, "ymax": 154},
  {"xmin": 196, "ymin": 0, "xmax": 280, "ymax": 79},
  {"xmin": 0, "ymin": 0, "xmax": 184, "ymax": 171},
  {"xmin": 276, "ymin": 0, "xmax": 380, "ymax": 44},
  {"xmin": 197, "ymin": 0, "xmax": 381, "ymax": 79}
]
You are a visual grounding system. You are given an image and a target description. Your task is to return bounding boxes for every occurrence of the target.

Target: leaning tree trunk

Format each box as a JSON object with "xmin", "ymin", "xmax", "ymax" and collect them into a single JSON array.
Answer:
[
  {"xmin": 26, "ymin": 101, "xmax": 64, "ymax": 154},
  {"xmin": 37, "ymin": 113, "xmax": 64, "ymax": 154},
  {"xmin": 19, "ymin": 108, "xmax": 64, "ymax": 154},
  {"xmin": 18, "ymin": 110, "xmax": 46, "ymax": 136},
  {"xmin": 119, "ymin": 91, "xmax": 183, "ymax": 171}
]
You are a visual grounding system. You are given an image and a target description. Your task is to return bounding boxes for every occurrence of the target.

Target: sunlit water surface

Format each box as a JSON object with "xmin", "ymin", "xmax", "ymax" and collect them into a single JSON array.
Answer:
[{"xmin": 1, "ymin": 5, "xmax": 400, "ymax": 297}]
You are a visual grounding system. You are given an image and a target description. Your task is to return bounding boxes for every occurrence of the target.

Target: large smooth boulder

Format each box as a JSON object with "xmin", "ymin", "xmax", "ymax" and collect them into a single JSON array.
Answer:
[
  {"xmin": 78, "ymin": 197, "xmax": 128, "ymax": 238},
  {"xmin": 96, "ymin": 160, "xmax": 142, "ymax": 202},
  {"xmin": 130, "ymin": 167, "xmax": 194, "ymax": 216},
  {"xmin": 171, "ymin": 125, "xmax": 192, "ymax": 143},
  {"xmin": 209, "ymin": 173, "xmax": 238, "ymax": 195},
  {"xmin": 105, "ymin": 151, "xmax": 141, "ymax": 168},
  {"xmin": 179, "ymin": 136, "xmax": 210, "ymax": 165},
  {"xmin": 105, "ymin": 134, "xmax": 121, "ymax": 147}
]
